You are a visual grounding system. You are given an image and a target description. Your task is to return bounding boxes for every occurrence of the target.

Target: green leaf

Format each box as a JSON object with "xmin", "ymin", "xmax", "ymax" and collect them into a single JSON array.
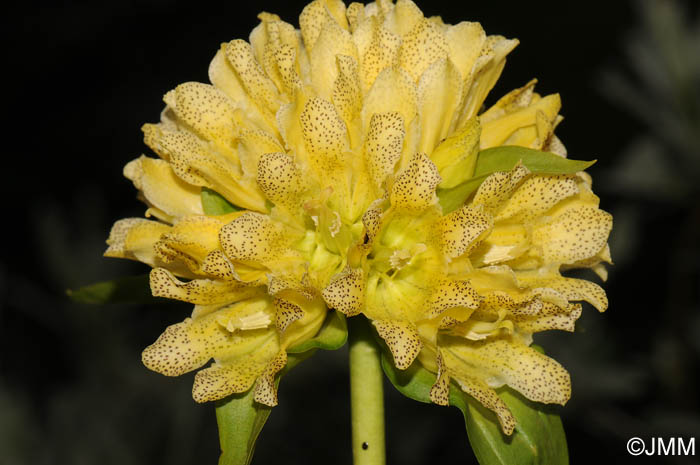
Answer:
[
  {"xmin": 216, "ymin": 351, "xmax": 312, "ymax": 465},
  {"xmin": 66, "ymin": 274, "xmax": 161, "ymax": 304},
  {"xmin": 381, "ymin": 354, "xmax": 568, "ymax": 465},
  {"xmin": 202, "ymin": 187, "xmax": 240, "ymax": 215},
  {"xmin": 438, "ymin": 146, "xmax": 596, "ymax": 214},
  {"xmin": 287, "ymin": 310, "xmax": 348, "ymax": 353}
]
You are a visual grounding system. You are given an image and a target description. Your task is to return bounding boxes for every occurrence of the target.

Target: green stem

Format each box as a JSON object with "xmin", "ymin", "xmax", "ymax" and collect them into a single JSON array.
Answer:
[{"xmin": 348, "ymin": 316, "xmax": 386, "ymax": 465}]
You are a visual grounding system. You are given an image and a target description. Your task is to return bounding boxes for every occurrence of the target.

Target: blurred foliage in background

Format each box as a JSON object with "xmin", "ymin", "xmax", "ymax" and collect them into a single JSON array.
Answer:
[{"xmin": 2, "ymin": 0, "xmax": 698, "ymax": 464}]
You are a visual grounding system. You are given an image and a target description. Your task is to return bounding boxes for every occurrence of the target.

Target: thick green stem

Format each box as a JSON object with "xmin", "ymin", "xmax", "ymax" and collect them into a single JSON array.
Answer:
[{"xmin": 348, "ymin": 316, "xmax": 386, "ymax": 465}]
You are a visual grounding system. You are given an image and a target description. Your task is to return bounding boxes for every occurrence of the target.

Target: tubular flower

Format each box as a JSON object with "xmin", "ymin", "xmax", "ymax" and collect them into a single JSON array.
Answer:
[{"xmin": 105, "ymin": 0, "xmax": 612, "ymax": 431}]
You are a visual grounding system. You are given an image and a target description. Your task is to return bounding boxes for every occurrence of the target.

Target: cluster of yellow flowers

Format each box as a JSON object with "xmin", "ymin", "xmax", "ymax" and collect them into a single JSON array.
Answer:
[{"xmin": 106, "ymin": 0, "xmax": 611, "ymax": 434}]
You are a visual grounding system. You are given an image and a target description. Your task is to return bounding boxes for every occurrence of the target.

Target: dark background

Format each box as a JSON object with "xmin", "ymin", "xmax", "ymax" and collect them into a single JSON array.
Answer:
[{"xmin": 3, "ymin": 0, "xmax": 699, "ymax": 464}]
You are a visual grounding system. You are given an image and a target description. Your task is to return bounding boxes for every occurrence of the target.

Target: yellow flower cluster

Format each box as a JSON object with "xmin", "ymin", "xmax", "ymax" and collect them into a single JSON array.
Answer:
[{"xmin": 105, "ymin": 0, "xmax": 611, "ymax": 433}]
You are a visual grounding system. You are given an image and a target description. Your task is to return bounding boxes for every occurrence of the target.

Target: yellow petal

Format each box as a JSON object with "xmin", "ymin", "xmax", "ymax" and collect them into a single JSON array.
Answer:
[
  {"xmin": 322, "ymin": 266, "xmax": 365, "ymax": 316},
  {"xmin": 442, "ymin": 338, "xmax": 571, "ymax": 405},
  {"xmin": 310, "ymin": 18, "xmax": 357, "ymax": 100},
  {"xmin": 142, "ymin": 296, "xmax": 275, "ymax": 377},
  {"xmin": 430, "ymin": 116, "xmax": 480, "ymax": 189},
  {"xmin": 532, "ymin": 205, "xmax": 613, "ymax": 265},
  {"xmin": 237, "ymin": 129, "xmax": 284, "ymax": 178},
  {"xmin": 257, "ymin": 152, "xmax": 305, "ymax": 208},
  {"xmin": 149, "ymin": 268, "xmax": 255, "ymax": 305},
  {"xmin": 201, "ymin": 250, "xmax": 238, "ymax": 281},
  {"xmin": 208, "ymin": 47, "xmax": 272, "ymax": 133},
  {"xmin": 225, "ymin": 40, "xmax": 280, "ymax": 115},
  {"xmin": 416, "ymin": 58, "xmax": 462, "ymax": 153},
  {"xmin": 480, "ymin": 79, "xmax": 538, "ymax": 123},
  {"xmin": 442, "ymin": 352, "xmax": 516, "ymax": 435},
  {"xmin": 390, "ymin": 152, "xmax": 441, "ymax": 211},
  {"xmin": 517, "ymin": 271, "xmax": 608, "ymax": 312},
  {"xmin": 362, "ymin": 27, "xmax": 403, "ymax": 91},
  {"xmin": 171, "ymin": 82, "xmax": 238, "ymax": 146},
  {"xmin": 300, "ymin": 96, "xmax": 350, "ymax": 172},
  {"xmin": 445, "ymin": 21, "xmax": 486, "ymax": 81},
  {"xmin": 373, "ymin": 319, "xmax": 422, "ymax": 369},
  {"xmin": 154, "ymin": 215, "xmax": 233, "ymax": 273},
  {"xmin": 143, "ymin": 124, "xmax": 267, "ymax": 212},
  {"xmin": 104, "ymin": 218, "xmax": 170, "ymax": 267},
  {"xmin": 365, "ymin": 112, "xmax": 405, "ymax": 190},
  {"xmin": 124, "ymin": 156, "xmax": 204, "ymax": 219},
  {"xmin": 274, "ymin": 297, "xmax": 305, "ymax": 333},
  {"xmin": 385, "ymin": 0, "xmax": 424, "ymax": 37},
  {"xmin": 191, "ymin": 329, "xmax": 280, "ymax": 402},
  {"xmin": 440, "ymin": 204, "xmax": 493, "ymax": 259},
  {"xmin": 457, "ymin": 35, "xmax": 518, "ymax": 126},
  {"xmin": 426, "ymin": 279, "xmax": 482, "ymax": 319},
  {"xmin": 361, "ymin": 67, "xmax": 417, "ymax": 138},
  {"xmin": 398, "ymin": 18, "xmax": 448, "ymax": 82},
  {"xmin": 495, "ymin": 174, "xmax": 579, "ymax": 224},
  {"xmin": 480, "ymin": 93, "xmax": 561, "ymax": 149},
  {"xmin": 471, "ymin": 162, "xmax": 531, "ymax": 213},
  {"xmin": 429, "ymin": 351, "xmax": 450, "ymax": 406},
  {"xmin": 300, "ymin": 0, "xmax": 348, "ymax": 50},
  {"xmin": 253, "ymin": 350, "xmax": 288, "ymax": 406},
  {"xmin": 332, "ymin": 54, "xmax": 363, "ymax": 136},
  {"xmin": 512, "ymin": 302, "xmax": 582, "ymax": 333},
  {"xmin": 219, "ymin": 212, "xmax": 287, "ymax": 264}
]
